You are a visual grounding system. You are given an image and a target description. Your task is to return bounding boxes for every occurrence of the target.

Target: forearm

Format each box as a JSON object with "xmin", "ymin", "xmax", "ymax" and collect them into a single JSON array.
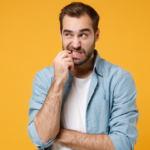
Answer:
[
  {"xmin": 54, "ymin": 128, "xmax": 115, "ymax": 150},
  {"xmin": 34, "ymin": 79, "xmax": 64, "ymax": 143},
  {"xmin": 68, "ymin": 134, "xmax": 115, "ymax": 150}
]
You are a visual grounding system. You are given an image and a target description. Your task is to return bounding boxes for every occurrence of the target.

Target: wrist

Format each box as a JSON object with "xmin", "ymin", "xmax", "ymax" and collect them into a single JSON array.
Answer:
[
  {"xmin": 53, "ymin": 77, "xmax": 64, "ymax": 85},
  {"xmin": 59, "ymin": 128, "xmax": 75, "ymax": 145}
]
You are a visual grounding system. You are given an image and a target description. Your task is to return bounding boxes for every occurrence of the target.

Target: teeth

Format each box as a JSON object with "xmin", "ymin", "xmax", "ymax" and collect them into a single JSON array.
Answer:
[{"xmin": 72, "ymin": 51, "xmax": 81, "ymax": 54}]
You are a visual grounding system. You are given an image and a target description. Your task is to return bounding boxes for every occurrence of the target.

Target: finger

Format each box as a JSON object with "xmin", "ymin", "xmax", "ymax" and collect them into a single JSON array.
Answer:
[
  {"xmin": 60, "ymin": 50, "xmax": 72, "ymax": 56},
  {"xmin": 69, "ymin": 66, "xmax": 73, "ymax": 71},
  {"xmin": 60, "ymin": 52, "xmax": 72, "ymax": 59},
  {"xmin": 66, "ymin": 62, "xmax": 74, "ymax": 71},
  {"xmin": 63, "ymin": 57, "xmax": 73, "ymax": 63},
  {"xmin": 54, "ymin": 51, "xmax": 72, "ymax": 64},
  {"xmin": 56, "ymin": 50, "xmax": 71, "ymax": 58},
  {"xmin": 63, "ymin": 50, "xmax": 71, "ymax": 53}
]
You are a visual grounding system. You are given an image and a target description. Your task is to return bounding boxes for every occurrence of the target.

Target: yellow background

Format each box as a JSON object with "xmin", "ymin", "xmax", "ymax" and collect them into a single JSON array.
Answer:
[{"xmin": 0, "ymin": 0, "xmax": 149, "ymax": 149}]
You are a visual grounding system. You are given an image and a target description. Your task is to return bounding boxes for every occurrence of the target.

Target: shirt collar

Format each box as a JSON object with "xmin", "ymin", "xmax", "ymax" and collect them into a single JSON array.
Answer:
[{"xmin": 93, "ymin": 49, "xmax": 103, "ymax": 77}]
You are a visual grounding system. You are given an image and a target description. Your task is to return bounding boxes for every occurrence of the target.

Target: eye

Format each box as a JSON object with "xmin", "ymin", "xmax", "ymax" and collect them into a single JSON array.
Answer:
[
  {"xmin": 65, "ymin": 33, "xmax": 71, "ymax": 37},
  {"xmin": 80, "ymin": 34, "xmax": 87, "ymax": 37}
]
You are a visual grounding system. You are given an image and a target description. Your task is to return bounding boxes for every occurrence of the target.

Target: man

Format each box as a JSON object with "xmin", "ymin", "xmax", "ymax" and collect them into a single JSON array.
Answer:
[{"xmin": 28, "ymin": 2, "xmax": 139, "ymax": 150}]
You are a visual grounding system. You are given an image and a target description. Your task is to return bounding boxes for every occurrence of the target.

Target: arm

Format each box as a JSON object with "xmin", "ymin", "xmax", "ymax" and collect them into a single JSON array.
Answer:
[
  {"xmin": 108, "ymin": 72, "xmax": 139, "ymax": 150},
  {"xmin": 52, "ymin": 128, "xmax": 115, "ymax": 150},
  {"xmin": 27, "ymin": 50, "xmax": 74, "ymax": 148},
  {"xmin": 34, "ymin": 78, "xmax": 64, "ymax": 143},
  {"xmin": 52, "ymin": 72, "xmax": 139, "ymax": 150}
]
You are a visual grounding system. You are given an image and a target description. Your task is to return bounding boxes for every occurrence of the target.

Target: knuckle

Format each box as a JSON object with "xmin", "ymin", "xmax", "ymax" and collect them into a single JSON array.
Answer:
[
  {"xmin": 62, "ymin": 62, "xmax": 65, "ymax": 66},
  {"xmin": 58, "ymin": 51, "xmax": 62, "ymax": 55}
]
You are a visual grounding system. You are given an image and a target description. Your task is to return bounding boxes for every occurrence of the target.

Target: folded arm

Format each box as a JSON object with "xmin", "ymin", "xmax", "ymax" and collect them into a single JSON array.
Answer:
[
  {"xmin": 53, "ymin": 72, "xmax": 139, "ymax": 150},
  {"xmin": 53, "ymin": 128, "xmax": 115, "ymax": 150}
]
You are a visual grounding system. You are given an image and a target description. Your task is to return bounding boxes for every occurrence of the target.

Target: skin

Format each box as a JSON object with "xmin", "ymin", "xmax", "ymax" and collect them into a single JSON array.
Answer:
[
  {"xmin": 34, "ymin": 50, "xmax": 73, "ymax": 143},
  {"xmin": 53, "ymin": 127, "xmax": 115, "ymax": 150},
  {"xmin": 60, "ymin": 13, "xmax": 100, "ymax": 78},
  {"xmin": 34, "ymin": 13, "xmax": 115, "ymax": 150}
]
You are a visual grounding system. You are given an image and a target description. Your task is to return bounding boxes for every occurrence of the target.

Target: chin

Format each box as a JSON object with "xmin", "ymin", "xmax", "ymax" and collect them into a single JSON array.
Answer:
[{"xmin": 73, "ymin": 59, "xmax": 88, "ymax": 66}]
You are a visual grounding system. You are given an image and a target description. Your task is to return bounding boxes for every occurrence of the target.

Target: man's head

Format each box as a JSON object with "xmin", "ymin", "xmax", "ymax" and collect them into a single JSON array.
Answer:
[{"xmin": 59, "ymin": 2, "xmax": 100, "ymax": 66}]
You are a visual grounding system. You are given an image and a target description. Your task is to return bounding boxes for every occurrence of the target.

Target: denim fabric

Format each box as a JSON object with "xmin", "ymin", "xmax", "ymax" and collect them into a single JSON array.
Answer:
[{"xmin": 27, "ymin": 50, "xmax": 139, "ymax": 150}]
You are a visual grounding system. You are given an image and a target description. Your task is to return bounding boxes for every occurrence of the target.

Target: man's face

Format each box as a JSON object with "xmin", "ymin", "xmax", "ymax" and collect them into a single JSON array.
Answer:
[{"xmin": 60, "ymin": 14, "xmax": 99, "ymax": 66}]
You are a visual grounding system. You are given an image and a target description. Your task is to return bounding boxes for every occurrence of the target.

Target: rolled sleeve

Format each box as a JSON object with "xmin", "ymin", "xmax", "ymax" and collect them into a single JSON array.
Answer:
[
  {"xmin": 28, "ymin": 119, "xmax": 55, "ymax": 149},
  {"xmin": 108, "ymin": 72, "xmax": 139, "ymax": 150},
  {"xmin": 27, "ymin": 69, "xmax": 55, "ymax": 149}
]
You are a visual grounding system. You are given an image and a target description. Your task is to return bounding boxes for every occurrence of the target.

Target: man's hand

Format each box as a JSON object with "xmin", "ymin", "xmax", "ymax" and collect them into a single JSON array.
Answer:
[
  {"xmin": 53, "ymin": 50, "xmax": 74, "ymax": 85},
  {"xmin": 52, "ymin": 127, "xmax": 67, "ymax": 146}
]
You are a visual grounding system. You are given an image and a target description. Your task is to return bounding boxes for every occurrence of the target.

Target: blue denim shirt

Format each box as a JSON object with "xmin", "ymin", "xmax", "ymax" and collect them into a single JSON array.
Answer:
[{"xmin": 28, "ymin": 50, "xmax": 139, "ymax": 150}]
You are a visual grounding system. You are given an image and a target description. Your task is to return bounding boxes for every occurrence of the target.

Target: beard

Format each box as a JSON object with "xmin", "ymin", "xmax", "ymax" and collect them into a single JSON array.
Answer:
[{"xmin": 62, "ymin": 39, "xmax": 96, "ymax": 66}]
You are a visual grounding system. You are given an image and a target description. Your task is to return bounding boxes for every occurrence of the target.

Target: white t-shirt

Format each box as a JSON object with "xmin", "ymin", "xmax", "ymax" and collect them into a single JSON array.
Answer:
[{"xmin": 51, "ymin": 73, "xmax": 92, "ymax": 150}]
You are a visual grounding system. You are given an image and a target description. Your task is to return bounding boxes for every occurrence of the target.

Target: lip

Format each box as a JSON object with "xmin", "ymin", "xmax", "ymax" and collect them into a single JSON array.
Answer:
[
  {"xmin": 70, "ymin": 49, "xmax": 83, "ymax": 58},
  {"xmin": 70, "ymin": 49, "xmax": 82, "ymax": 54}
]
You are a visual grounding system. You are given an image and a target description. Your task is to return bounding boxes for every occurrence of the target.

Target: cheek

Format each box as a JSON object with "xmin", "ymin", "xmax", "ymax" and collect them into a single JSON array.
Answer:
[
  {"xmin": 63, "ymin": 39, "xmax": 72, "ymax": 48},
  {"xmin": 82, "ymin": 39, "xmax": 93, "ymax": 48}
]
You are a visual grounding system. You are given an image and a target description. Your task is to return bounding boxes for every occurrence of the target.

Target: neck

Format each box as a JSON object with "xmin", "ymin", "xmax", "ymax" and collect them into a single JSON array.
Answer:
[{"xmin": 71, "ymin": 51, "xmax": 96, "ymax": 79}]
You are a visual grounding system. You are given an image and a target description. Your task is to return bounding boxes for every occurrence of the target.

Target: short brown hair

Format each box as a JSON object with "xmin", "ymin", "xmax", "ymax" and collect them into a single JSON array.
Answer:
[{"xmin": 59, "ymin": 2, "xmax": 100, "ymax": 33}]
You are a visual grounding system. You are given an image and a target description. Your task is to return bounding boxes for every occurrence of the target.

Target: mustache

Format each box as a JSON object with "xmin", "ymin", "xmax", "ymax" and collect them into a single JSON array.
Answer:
[{"xmin": 67, "ymin": 46, "xmax": 85, "ymax": 53}]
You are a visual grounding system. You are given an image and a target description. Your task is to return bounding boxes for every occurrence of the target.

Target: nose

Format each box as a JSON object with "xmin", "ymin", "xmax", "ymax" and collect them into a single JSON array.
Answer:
[{"xmin": 72, "ymin": 36, "xmax": 81, "ymax": 49}]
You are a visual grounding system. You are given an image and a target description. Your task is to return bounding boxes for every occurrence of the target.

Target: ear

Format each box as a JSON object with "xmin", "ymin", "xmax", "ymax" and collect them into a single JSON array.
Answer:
[
  {"xmin": 95, "ymin": 28, "xmax": 100, "ymax": 42},
  {"xmin": 60, "ymin": 28, "xmax": 62, "ymax": 41}
]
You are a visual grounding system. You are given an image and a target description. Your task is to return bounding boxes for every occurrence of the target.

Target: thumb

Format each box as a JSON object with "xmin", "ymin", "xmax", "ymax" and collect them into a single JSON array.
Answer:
[{"xmin": 69, "ymin": 66, "xmax": 73, "ymax": 71}]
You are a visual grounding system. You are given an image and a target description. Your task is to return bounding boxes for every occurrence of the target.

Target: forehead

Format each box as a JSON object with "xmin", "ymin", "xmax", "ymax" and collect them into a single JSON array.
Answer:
[{"xmin": 62, "ymin": 14, "xmax": 93, "ymax": 33}]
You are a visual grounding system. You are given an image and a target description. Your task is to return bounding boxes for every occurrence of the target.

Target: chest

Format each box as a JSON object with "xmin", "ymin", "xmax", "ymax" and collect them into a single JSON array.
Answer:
[{"xmin": 61, "ymin": 73, "xmax": 112, "ymax": 135}]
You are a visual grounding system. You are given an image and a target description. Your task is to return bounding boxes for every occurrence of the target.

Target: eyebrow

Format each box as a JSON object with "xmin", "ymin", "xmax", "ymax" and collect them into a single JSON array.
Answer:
[{"xmin": 63, "ymin": 28, "xmax": 91, "ymax": 34}]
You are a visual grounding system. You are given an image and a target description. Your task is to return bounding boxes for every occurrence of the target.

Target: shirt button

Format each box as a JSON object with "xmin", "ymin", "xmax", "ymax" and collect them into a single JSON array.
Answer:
[{"xmin": 67, "ymin": 84, "xmax": 70, "ymax": 87}]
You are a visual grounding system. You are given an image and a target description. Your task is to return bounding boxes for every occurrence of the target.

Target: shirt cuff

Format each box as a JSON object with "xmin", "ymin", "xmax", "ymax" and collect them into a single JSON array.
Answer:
[
  {"xmin": 28, "ymin": 121, "xmax": 56, "ymax": 149},
  {"xmin": 109, "ymin": 133, "xmax": 133, "ymax": 150}
]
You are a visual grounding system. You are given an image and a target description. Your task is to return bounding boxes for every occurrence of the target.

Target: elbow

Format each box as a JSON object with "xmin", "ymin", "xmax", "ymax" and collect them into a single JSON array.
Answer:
[
  {"xmin": 34, "ymin": 116, "xmax": 59, "ymax": 144},
  {"xmin": 109, "ymin": 132, "xmax": 134, "ymax": 150},
  {"xmin": 40, "ymin": 130, "xmax": 58, "ymax": 144}
]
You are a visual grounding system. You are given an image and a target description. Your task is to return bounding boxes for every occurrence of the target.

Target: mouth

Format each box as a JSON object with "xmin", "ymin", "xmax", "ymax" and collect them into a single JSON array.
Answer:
[
  {"xmin": 70, "ymin": 49, "xmax": 82, "ymax": 54},
  {"xmin": 70, "ymin": 49, "xmax": 83, "ymax": 58}
]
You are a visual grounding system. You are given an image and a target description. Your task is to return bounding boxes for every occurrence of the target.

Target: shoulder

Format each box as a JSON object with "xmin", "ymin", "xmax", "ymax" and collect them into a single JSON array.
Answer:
[
  {"xmin": 99, "ymin": 58, "xmax": 135, "ymax": 94},
  {"xmin": 33, "ymin": 66, "xmax": 54, "ymax": 89},
  {"xmin": 100, "ymin": 59, "xmax": 136, "ymax": 105},
  {"xmin": 101, "ymin": 58, "xmax": 133, "ymax": 81},
  {"xmin": 36, "ymin": 66, "xmax": 54, "ymax": 77}
]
